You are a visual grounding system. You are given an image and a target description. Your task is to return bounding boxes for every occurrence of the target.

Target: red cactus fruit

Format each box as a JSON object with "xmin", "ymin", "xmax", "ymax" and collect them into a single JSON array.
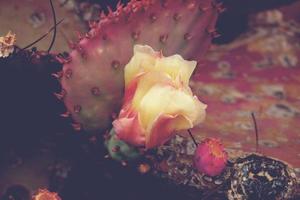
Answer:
[
  {"xmin": 194, "ymin": 138, "xmax": 228, "ymax": 176},
  {"xmin": 58, "ymin": 0, "xmax": 221, "ymax": 132}
]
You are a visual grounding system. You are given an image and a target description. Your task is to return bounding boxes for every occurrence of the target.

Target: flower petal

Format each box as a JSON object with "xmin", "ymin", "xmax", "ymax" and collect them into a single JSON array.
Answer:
[
  {"xmin": 131, "ymin": 72, "xmax": 173, "ymax": 110},
  {"xmin": 146, "ymin": 114, "xmax": 193, "ymax": 149},
  {"xmin": 113, "ymin": 109, "xmax": 146, "ymax": 147},
  {"xmin": 124, "ymin": 45, "xmax": 197, "ymax": 86},
  {"xmin": 138, "ymin": 84, "xmax": 206, "ymax": 131},
  {"xmin": 124, "ymin": 45, "xmax": 159, "ymax": 86},
  {"xmin": 115, "ymin": 45, "xmax": 207, "ymax": 149},
  {"xmin": 155, "ymin": 55, "xmax": 197, "ymax": 86}
]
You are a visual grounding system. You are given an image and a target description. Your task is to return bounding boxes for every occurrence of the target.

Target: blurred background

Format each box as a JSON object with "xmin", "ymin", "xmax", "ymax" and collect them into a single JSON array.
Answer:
[{"xmin": 0, "ymin": 0, "xmax": 299, "ymax": 199}]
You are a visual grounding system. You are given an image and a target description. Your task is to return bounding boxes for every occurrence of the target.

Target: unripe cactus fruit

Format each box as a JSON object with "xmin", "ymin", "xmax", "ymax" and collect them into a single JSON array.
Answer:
[{"xmin": 105, "ymin": 129, "xmax": 141, "ymax": 162}]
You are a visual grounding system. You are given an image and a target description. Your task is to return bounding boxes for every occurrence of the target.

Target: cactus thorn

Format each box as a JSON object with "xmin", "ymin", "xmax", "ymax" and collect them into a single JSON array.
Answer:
[
  {"xmin": 159, "ymin": 34, "xmax": 168, "ymax": 44},
  {"xmin": 85, "ymin": 32, "xmax": 91, "ymax": 39},
  {"xmin": 173, "ymin": 13, "xmax": 182, "ymax": 21},
  {"xmin": 103, "ymin": 131, "xmax": 111, "ymax": 140},
  {"xmin": 107, "ymin": 6, "xmax": 113, "ymax": 16},
  {"xmin": 212, "ymin": 2, "xmax": 226, "ymax": 13},
  {"xmin": 72, "ymin": 123, "xmax": 82, "ymax": 131},
  {"xmin": 76, "ymin": 46, "xmax": 87, "ymax": 59},
  {"xmin": 56, "ymin": 53, "xmax": 71, "ymax": 64},
  {"xmin": 111, "ymin": 112, "xmax": 117, "ymax": 119},
  {"xmin": 54, "ymin": 93, "xmax": 63, "ymax": 100},
  {"xmin": 199, "ymin": 5, "xmax": 209, "ymax": 13},
  {"xmin": 121, "ymin": 161, "xmax": 128, "ymax": 166},
  {"xmin": 60, "ymin": 111, "xmax": 70, "ymax": 118},
  {"xmin": 76, "ymin": 31, "xmax": 83, "ymax": 41},
  {"xmin": 206, "ymin": 28, "xmax": 220, "ymax": 38},
  {"xmin": 73, "ymin": 105, "xmax": 82, "ymax": 113},
  {"xmin": 67, "ymin": 41, "xmax": 76, "ymax": 49},
  {"xmin": 102, "ymin": 33, "xmax": 108, "ymax": 40},
  {"xmin": 54, "ymin": 89, "xmax": 66, "ymax": 100},
  {"xmin": 51, "ymin": 71, "xmax": 63, "ymax": 79},
  {"xmin": 131, "ymin": 31, "xmax": 140, "ymax": 41},
  {"xmin": 88, "ymin": 21, "xmax": 97, "ymax": 29},
  {"xmin": 64, "ymin": 68, "xmax": 73, "ymax": 79},
  {"xmin": 117, "ymin": 1, "xmax": 123, "ymax": 9},
  {"xmin": 111, "ymin": 60, "xmax": 121, "ymax": 69},
  {"xmin": 149, "ymin": 13, "xmax": 157, "ymax": 23},
  {"xmin": 161, "ymin": 0, "xmax": 168, "ymax": 8},
  {"xmin": 112, "ymin": 145, "xmax": 120, "ymax": 152},
  {"xmin": 184, "ymin": 33, "xmax": 192, "ymax": 41},
  {"xmin": 187, "ymin": 2, "xmax": 196, "ymax": 10}
]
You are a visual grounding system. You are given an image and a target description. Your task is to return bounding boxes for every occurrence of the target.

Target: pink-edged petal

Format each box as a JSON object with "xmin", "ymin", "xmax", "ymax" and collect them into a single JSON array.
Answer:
[
  {"xmin": 145, "ymin": 114, "xmax": 175, "ymax": 149},
  {"xmin": 113, "ymin": 110, "xmax": 145, "ymax": 147},
  {"xmin": 145, "ymin": 114, "xmax": 192, "ymax": 149},
  {"xmin": 123, "ymin": 73, "xmax": 144, "ymax": 105}
]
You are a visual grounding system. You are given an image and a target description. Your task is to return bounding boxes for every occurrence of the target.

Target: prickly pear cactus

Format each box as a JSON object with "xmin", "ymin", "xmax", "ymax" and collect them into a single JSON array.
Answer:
[{"xmin": 59, "ymin": 0, "xmax": 221, "ymax": 132}]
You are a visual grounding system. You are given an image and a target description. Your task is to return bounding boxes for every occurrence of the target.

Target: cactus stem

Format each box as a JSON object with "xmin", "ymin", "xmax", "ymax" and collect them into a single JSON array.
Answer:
[
  {"xmin": 251, "ymin": 112, "xmax": 259, "ymax": 153},
  {"xmin": 188, "ymin": 129, "xmax": 198, "ymax": 146},
  {"xmin": 47, "ymin": 0, "xmax": 57, "ymax": 53}
]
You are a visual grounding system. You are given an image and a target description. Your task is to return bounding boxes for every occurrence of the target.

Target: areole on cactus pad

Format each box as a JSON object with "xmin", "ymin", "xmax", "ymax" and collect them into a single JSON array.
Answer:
[{"xmin": 59, "ymin": 0, "xmax": 221, "ymax": 132}]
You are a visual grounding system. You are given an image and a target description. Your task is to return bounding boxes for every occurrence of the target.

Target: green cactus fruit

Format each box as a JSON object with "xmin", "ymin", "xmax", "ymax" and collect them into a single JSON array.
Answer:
[{"xmin": 105, "ymin": 128, "xmax": 141, "ymax": 162}]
